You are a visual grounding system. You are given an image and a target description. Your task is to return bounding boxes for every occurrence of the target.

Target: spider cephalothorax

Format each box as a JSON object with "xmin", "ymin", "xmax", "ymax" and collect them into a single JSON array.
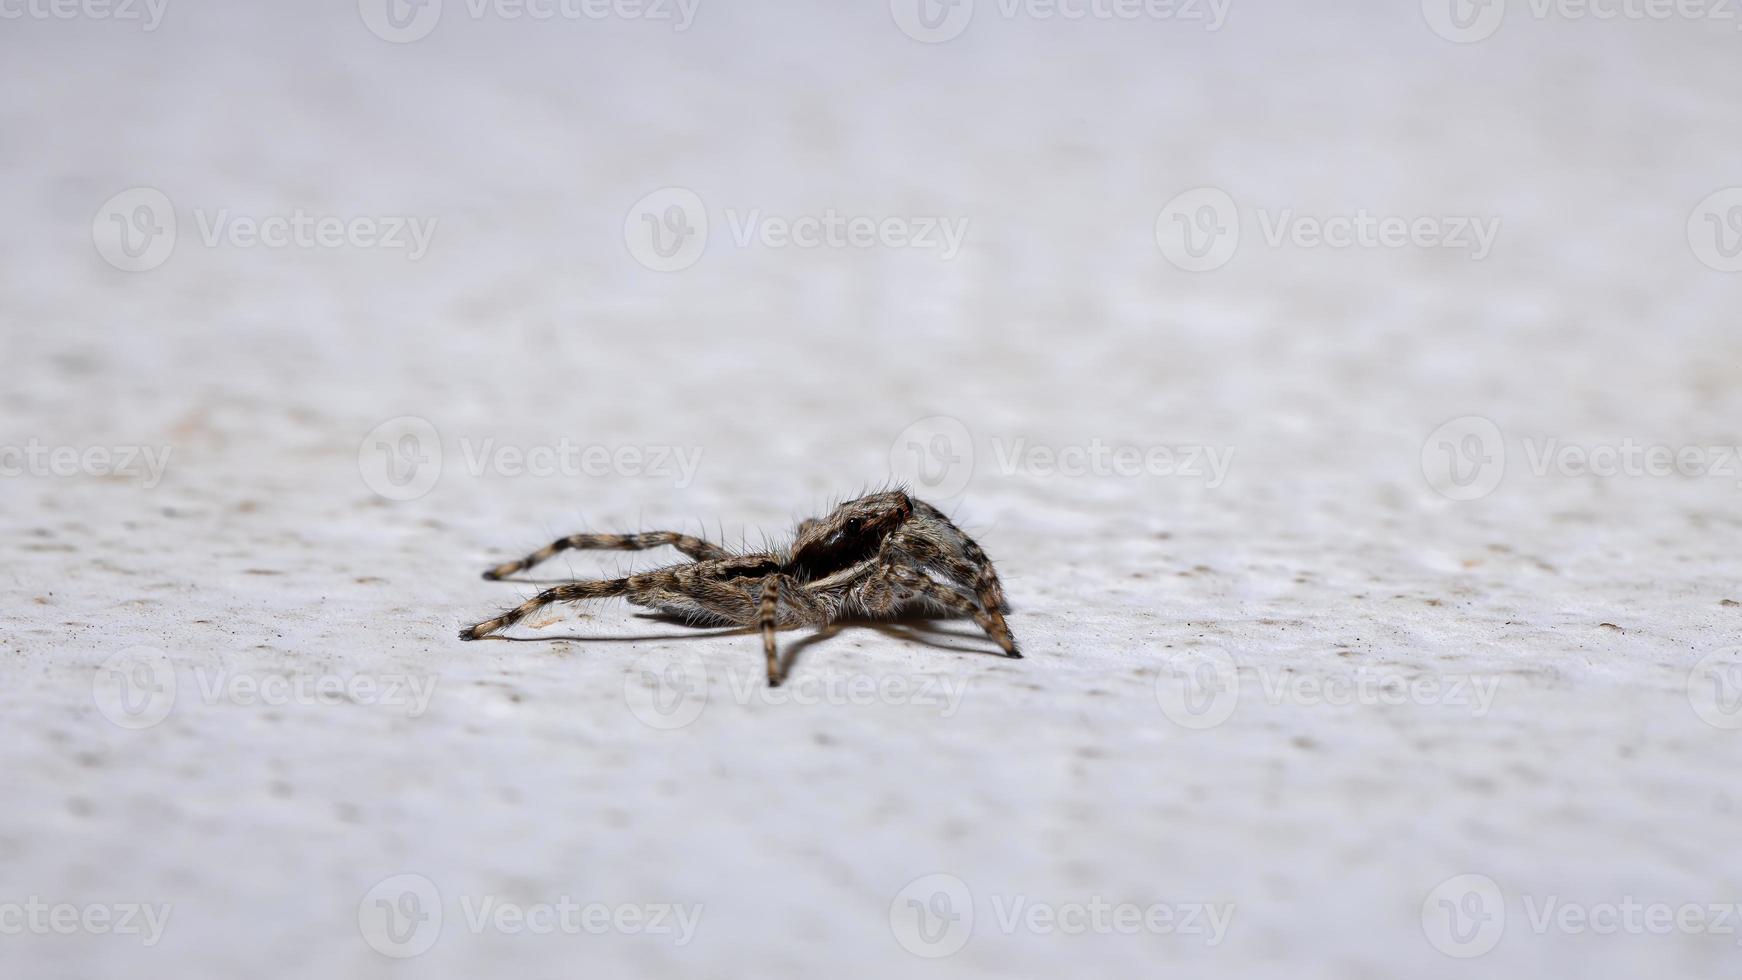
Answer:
[{"xmin": 459, "ymin": 490, "xmax": 1017, "ymax": 685}]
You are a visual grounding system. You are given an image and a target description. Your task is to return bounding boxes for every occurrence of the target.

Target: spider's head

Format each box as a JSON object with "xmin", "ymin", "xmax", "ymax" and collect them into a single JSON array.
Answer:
[{"xmin": 789, "ymin": 490, "xmax": 913, "ymax": 580}]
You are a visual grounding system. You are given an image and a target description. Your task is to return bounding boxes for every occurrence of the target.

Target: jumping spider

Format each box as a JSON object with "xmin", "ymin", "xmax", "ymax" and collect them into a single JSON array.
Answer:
[{"xmin": 459, "ymin": 490, "xmax": 1018, "ymax": 686}]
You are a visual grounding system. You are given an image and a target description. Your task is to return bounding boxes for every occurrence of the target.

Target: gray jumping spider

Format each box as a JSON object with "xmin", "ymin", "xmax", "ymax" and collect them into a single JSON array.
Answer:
[{"xmin": 459, "ymin": 490, "xmax": 1018, "ymax": 686}]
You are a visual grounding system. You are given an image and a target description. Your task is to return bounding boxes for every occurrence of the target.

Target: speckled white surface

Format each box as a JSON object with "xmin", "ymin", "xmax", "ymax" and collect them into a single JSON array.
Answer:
[{"xmin": 5, "ymin": 3, "xmax": 1742, "ymax": 978}]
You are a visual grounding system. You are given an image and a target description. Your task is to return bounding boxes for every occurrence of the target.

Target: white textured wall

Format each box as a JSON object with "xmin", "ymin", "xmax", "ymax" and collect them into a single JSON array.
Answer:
[{"xmin": 5, "ymin": 2, "xmax": 1742, "ymax": 977}]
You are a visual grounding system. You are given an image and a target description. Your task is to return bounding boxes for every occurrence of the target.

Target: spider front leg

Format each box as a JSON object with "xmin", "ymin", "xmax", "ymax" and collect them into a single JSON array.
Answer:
[
  {"xmin": 756, "ymin": 574, "xmax": 824, "ymax": 687},
  {"xmin": 481, "ymin": 531, "xmax": 729, "ymax": 580},
  {"xmin": 958, "ymin": 539, "xmax": 1010, "ymax": 614},
  {"xmin": 459, "ymin": 577, "xmax": 634, "ymax": 639},
  {"xmin": 883, "ymin": 566, "xmax": 1021, "ymax": 658},
  {"xmin": 900, "ymin": 501, "xmax": 1010, "ymax": 613}
]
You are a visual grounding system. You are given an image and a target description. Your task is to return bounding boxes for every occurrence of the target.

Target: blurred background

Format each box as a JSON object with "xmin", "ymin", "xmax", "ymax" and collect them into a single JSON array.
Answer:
[{"xmin": 5, "ymin": 1, "xmax": 1742, "ymax": 977}]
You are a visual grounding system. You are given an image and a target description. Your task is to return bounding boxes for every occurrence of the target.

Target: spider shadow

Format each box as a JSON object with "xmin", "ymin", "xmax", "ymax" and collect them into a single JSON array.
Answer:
[
  {"xmin": 468, "ymin": 609, "xmax": 1007, "ymax": 679},
  {"xmin": 641, "ymin": 610, "xmax": 1008, "ymax": 679},
  {"xmin": 493, "ymin": 577, "xmax": 613, "ymax": 586},
  {"xmin": 468, "ymin": 627, "xmax": 743, "ymax": 645}
]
